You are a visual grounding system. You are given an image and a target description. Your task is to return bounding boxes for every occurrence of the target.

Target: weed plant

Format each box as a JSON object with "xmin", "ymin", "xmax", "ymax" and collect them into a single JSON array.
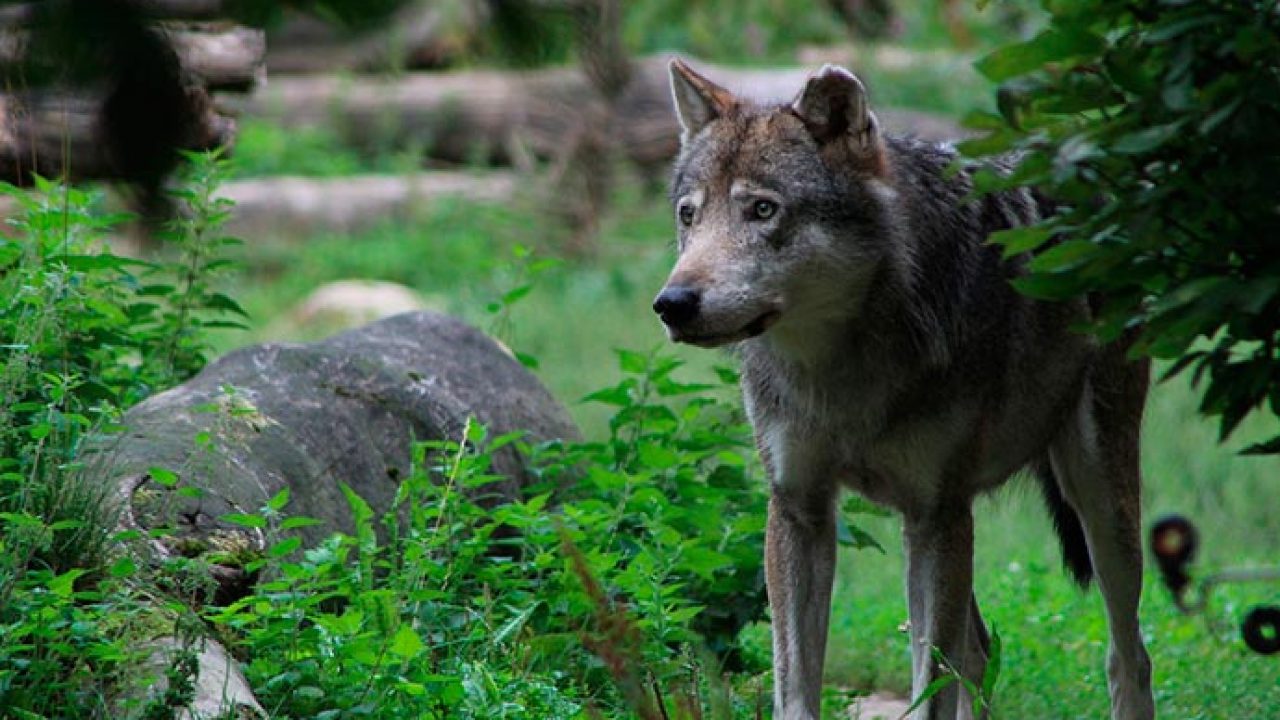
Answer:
[{"xmin": 0, "ymin": 153, "xmax": 247, "ymax": 717}]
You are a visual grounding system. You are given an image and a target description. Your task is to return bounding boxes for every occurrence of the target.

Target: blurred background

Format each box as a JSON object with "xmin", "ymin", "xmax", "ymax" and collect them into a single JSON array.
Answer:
[{"xmin": 1, "ymin": 0, "xmax": 1275, "ymax": 715}]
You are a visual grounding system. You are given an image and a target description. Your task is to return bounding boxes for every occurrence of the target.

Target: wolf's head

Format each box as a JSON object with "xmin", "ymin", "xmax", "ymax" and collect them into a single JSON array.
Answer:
[{"xmin": 653, "ymin": 59, "xmax": 902, "ymax": 350}]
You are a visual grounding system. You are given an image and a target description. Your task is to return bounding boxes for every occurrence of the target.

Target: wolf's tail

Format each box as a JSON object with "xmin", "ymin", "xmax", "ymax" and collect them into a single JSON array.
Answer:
[{"xmin": 1035, "ymin": 460, "xmax": 1094, "ymax": 586}]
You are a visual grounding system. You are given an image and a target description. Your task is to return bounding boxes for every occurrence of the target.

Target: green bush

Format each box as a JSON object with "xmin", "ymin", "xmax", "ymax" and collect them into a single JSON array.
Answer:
[
  {"xmin": 963, "ymin": 0, "xmax": 1280, "ymax": 451},
  {"xmin": 0, "ymin": 154, "xmax": 246, "ymax": 717},
  {"xmin": 208, "ymin": 348, "xmax": 770, "ymax": 718}
]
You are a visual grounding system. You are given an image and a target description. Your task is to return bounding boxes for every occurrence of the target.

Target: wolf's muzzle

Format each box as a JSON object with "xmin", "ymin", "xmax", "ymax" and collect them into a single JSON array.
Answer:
[{"xmin": 652, "ymin": 286, "xmax": 701, "ymax": 327}]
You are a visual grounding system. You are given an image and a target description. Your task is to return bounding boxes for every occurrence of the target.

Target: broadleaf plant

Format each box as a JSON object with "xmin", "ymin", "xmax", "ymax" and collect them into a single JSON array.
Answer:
[{"xmin": 962, "ymin": 0, "xmax": 1280, "ymax": 450}]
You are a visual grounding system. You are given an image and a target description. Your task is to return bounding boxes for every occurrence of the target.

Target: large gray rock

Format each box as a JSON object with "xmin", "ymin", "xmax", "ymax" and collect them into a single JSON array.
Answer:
[{"xmin": 97, "ymin": 311, "xmax": 578, "ymax": 564}]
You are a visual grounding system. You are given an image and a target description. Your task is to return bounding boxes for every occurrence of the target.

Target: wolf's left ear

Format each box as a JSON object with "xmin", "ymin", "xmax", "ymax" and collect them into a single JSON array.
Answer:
[
  {"xmin": 669, "ymin": 58, "xmax": 736, "ymax": 141},
  {"xmin": 792, "ymin": 65, "xmax": 882, "ymax": 159}
]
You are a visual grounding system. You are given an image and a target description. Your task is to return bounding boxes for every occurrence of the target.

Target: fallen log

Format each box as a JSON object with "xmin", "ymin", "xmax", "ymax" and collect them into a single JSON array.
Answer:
[
  {"xmin": 0, "ymin": 87, "xmax": 235, "ymax": 186},
  {"xmin": 221, "ymin": 171, "xmax": 517, "ymax": 238},
  {"xmin": 0, "ymin": 23, "xmax": 265, "ymax": 91},
  {"xmin": 235, "ymin": 55, "xmax": 966, "ymax": 174},
  {"xmin": 0, "ymin": 0, "xmax": 227, "ymax": 25},
  {"xmin": 266, "ymin": 0, "xmax": 482, "ymax": 73},
  {"xmin": 163, "ymin": 23, "xmax": 267, "ymax": 91},
  {"xmin": 0, "ymin": 9, "xmax": 264, "ymax": 188}
]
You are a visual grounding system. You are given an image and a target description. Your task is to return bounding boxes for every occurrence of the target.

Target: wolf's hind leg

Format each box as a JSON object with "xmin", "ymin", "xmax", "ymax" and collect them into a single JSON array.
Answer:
[{"xmin": 1049, "ymin": 364, "xmax": 1154, "ymax": 720}]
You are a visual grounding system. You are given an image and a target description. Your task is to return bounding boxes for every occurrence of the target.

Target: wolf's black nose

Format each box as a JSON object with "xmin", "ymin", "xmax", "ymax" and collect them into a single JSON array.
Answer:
[{"xmin": 653, "ymin": 286, "xmax": 701, "ymax": 326}]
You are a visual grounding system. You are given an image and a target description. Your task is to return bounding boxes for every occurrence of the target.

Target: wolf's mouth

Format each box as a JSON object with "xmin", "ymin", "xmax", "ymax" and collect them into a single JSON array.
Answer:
[{"xmin": 674, "ymin": 310, "xmax": 781, "ymax": 348}]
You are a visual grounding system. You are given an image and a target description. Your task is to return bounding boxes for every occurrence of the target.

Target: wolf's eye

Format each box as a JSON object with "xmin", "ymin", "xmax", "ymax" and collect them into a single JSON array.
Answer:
[
  {"xmin": 678, "ymin": 204, "xmax": 695, "ymax": 227},
  {"xmin": 751, "ymin": 200, "xmax": 778, "ymax": 220}
]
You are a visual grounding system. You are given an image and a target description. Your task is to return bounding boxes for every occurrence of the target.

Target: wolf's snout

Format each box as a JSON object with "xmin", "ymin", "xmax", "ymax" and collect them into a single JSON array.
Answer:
[{"xmin": 653, "ymin": 286, "xmax": 701, "ymax": 326}]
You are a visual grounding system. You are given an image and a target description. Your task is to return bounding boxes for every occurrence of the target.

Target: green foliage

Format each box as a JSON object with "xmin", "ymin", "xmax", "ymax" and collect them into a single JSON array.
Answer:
[
  {"xmin": 964, "ymin": 0, "xmax": 1280, "ymax": 450},
  {"xmin": 208, "ymin": 349, "xmax": 770, "ymax": 718},
  {"xmin": 562, "ymin": 349, "xmax": 768, "ymax": 665},
  {"xmin": 0, "ymin": 154, "xmax": 244, "ymax": 717}
]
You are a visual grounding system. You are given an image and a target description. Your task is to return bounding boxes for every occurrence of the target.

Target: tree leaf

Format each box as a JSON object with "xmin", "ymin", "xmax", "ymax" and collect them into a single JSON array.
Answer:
[{"xmin": 976, "ymin": 25, "xmax": 1105, "ymax": 82}]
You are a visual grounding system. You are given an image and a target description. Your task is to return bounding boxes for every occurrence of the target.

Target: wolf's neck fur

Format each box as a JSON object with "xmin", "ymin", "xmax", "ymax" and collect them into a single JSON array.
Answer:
[{"xmin": 740, "ymin": 136, "xmax": 1043, "ymax": 420}]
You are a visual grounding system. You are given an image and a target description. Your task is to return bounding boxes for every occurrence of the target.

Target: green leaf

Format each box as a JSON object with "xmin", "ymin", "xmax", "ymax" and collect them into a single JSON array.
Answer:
[
  {"xmin": 976, "ymin": 25, "xmax": 1105, "ymax": 82},
  {"xmin": 581, "ymin": 381, "xmax": 635, "ymax": 407},
  {"xmin": 1010, "ymin": 272, "xmax": 1084, "ymax": 300},
  {"xmin": 494, "ymin": 602, "xmax": 542, "ymax": 646},
  {"xmin": 1110, "ymin": 121, "xmax": 1184, "ymax": 154},
  {"xmin": 835, "ymin": 515, "xmax": 885, "ymax": 553},
  {"xmin": 1146, "ymin": 15, "xmax": 1215, "ymax": 43},
  {"xmin": 266, "ymin": 487, "xmax": 290, "ymax": 512},
  {"xmin": 987, "ymin": 225, "xmax": 1054, "ymax": 258},
  {"xmin": 279, "ymin": 516, "xmax": 324, "ymax": 531},
  {"xmin": 205, "ymin": 292, "xmax": 250, "ymax": 318},
  {"xmin": 679, "ymin": 546, "xmax": 732, "ymax": 580},
  {"xmin": 221, "ymin": 513, "xmax": 267, "ymax": 529},
  {"xmin": 110, "ymin": 556, "xmax": 137, "ymax": 578},
  {"xmin": 1240, "ymin": 435, "xmax": 1280, "ymax": 456},
  {"xmin": 341, "ymin": 482, "xmax": 374, "ymax": 526},
  {"xmin": 1028, "ymin": 239, "xmax": 1100, "ymax": 273},
  {"xmin": 617, "ymin": 349, "xmax": 649, "ymax": 374},
  {"xmin": 500, "ymin": 285, "xmax": 531, "ymax": 305},
  {"xmin": 979, "ymin": 626, "xmax": 1003, "ymax": 710},
  {"xmin": 48, "ymin": 569, "xmax": 86, "ymax": 598},
  {"xmin": 902, "ymin": 674, "xmax": 959, "ymax": 717},
  {"xmin": 389, "ymin": 623, "xmax": 424, "ymax": 659},
  {"xmin": 149, "ymin": 467, "xmax": 179, "ymax": 487},
  {"xmin": 268, "ymin": 537, "xmax": 302, "ymax": 558}
]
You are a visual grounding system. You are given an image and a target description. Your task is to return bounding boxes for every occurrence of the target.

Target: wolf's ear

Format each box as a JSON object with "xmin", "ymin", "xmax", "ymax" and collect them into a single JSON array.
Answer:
[
  {"xmin": 669, "ymin": 58, "xmax": 735, "ymax": 140},
  {"xmin": 792, "ymin": 65, "xmax": 882, "ymax": 157}
]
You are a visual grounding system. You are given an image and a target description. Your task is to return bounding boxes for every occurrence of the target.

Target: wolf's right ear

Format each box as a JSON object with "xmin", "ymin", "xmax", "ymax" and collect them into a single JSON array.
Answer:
[{"xmin": 669, "ymin": 58, "xmax": 735, "ymax": 141}]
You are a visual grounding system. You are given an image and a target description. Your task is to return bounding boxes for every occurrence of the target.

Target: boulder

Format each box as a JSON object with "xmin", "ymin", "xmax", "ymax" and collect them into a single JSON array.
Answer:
[{"xmin": 95, "ymin": 311, "xmax": 578, "ymax": 569}]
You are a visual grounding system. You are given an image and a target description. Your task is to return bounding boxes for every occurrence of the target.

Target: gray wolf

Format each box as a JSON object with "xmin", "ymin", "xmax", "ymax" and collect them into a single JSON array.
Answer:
[{"xmin": 652, "ymin": 59, "xmax": 1155, "ymax": 720}]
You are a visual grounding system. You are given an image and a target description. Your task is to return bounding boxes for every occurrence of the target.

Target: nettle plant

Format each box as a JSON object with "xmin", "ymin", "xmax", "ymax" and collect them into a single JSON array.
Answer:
[
  {"xmin": 963, "ymin": 0, "xmax": 1280, "ymax": 450},
  {"xmin": 210, "ymin": 349, "xmax": 774, "ymax": 719},
  {"xmin": 0, "ymin": 153, "xmax": 246, "ymax": 716}
]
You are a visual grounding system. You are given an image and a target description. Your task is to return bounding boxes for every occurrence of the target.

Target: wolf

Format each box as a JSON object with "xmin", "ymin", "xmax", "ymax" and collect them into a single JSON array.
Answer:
[{"xmin": 652, "ymin": 59, "xmax": 1155, "ymax": 720}]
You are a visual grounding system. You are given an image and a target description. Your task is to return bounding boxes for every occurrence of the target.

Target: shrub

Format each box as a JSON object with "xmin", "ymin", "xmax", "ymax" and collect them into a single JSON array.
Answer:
[
  {"xmin": 208, "ymin": 348, "xmax": 771, "ymax": 718},
  {"xmin": 963, "ymin": 0, "xmax": 1280, "ymax": 451},
  {"xmin": 0, "ymin": 153, "xmax": 245, "ymax": 716}
]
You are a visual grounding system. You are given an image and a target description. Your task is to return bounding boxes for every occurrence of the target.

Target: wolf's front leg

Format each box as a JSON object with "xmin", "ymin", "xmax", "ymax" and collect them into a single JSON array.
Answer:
[
  {"xmin": 766, "ymin": 483, "xmax": 837, "ymax": 720},
  {"xmin": 903, "ymin": 506, "xmax": 981, "ymax": 720}
]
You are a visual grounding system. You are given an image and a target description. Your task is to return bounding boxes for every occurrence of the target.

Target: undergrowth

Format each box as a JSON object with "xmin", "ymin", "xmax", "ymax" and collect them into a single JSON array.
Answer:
[
  {"xmin": 207, "ymin": 348, "xmax": 772, "ymax": 719},
  {"xmin": 0, "ymin": 162, "xmax": 809, "ymax": 718},
  {"xmin": 0, "ymin": 153, "xmax": 247, "ymax": 717}
]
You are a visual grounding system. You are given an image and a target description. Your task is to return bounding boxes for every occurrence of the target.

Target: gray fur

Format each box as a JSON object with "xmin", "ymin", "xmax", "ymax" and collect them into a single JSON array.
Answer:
[{"xmin": 657, "ymin": 62, "xmax": 1154, "ymax": 720}]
